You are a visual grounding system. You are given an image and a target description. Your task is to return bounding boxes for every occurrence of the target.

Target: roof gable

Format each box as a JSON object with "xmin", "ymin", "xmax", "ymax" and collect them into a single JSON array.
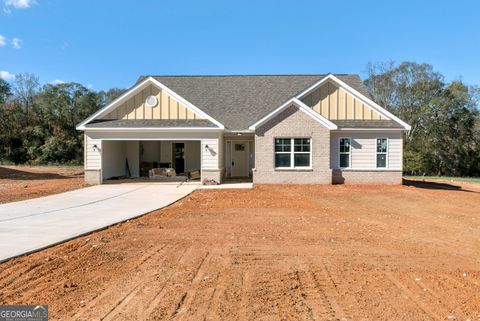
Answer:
[
  {"xmin": 296, "ymin": 74, "xmax": 411, "ymax": 130},
  {"xmin": 300, "ymin": 80, "xmax": 387, "ymax": 120},
  {"xmin": 249, "ymin": 98, "xmax": 338, "ymax": 130},
  {"xmin": 76, "ymin": 77, "xmax": 224, "ymax": 130},
  {"xmin": 101, "ymin": 84, "xmax": 205, "ymax": 121}
]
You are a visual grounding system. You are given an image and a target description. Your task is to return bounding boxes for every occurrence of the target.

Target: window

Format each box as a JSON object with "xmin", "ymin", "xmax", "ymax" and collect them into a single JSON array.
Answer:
[
  {"xmin": 376, "ymin": 138, "xmax": 388, "ymax": 168},
  {"xmin": 235, "ymin": 143, "xmax": 245, "ymax": 151},
  {"xmin": 274, "ymin": 138, "xmax": 311, "ymax": 168},
  {"xmin": 339, "ymin": 138, "xmax": 351, "ymax": 168}
]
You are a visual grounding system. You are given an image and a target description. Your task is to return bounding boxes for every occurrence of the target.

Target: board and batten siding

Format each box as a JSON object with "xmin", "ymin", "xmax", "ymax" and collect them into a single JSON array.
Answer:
[
  {"xmin": 102, "ymin": 84, "xmax": 204, "ymax": 121},
  {"xmin": 330, "ymin": 132, "xmax": 403, "ymax": 170},
  {"xmin": 301, "ymin": 81, "xmax": 386, "ymax": 121},
  {"xmin": 85, "ymin": 134, "xmax": 102, "ymax": 169}
]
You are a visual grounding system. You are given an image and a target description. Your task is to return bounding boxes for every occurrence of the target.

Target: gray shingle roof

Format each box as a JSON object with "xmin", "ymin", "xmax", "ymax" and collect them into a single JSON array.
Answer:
[
  {"xmin": 85, "ymin": 119, "xmax": 217, "ymax": 128},
  {"xmin": 137, "ymin": 74, "xmax": 370, "ymax": 130},
  {"xmin": 332, "ymin": 120, "xmax": 404, "ymax": 129}
]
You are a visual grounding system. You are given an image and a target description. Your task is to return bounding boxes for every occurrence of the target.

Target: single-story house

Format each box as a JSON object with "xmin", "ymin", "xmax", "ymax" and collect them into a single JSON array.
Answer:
[{"xmin": 76, "ymin": 74, "xmax": 410, "ymax": 185}]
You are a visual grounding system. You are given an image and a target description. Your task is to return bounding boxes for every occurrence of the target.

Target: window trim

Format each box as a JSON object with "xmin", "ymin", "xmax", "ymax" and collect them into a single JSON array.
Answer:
[
  {"xmin": 376, "ymin": 137, "xmax": 389, "ymax": 168},
  {"xmin": 338, "ymin": 137, "xmax": 352, "ymax": 169},
  {"xmin": 274, "ymin": 137, "xmax": 312, "ymax": 170}
]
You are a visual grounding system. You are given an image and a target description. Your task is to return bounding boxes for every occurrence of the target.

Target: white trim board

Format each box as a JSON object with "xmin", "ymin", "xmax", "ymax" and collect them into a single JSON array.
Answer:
[
  {"xmin": 76, "ymin": 77, "xmax": 225, "ymax": 130},
  {"xmin": 295, "ymin": 74, "xmax": 411, "ymax": 131},
  {"xmin": 84, "ymin": 127, "xmax": 223, "ymax": 132},
  {"xmin": 248, "ymin": 98, "xmax": 338, "ymax": 130},
  {"xmin": 335, "ymin": 128, "xmax": 408, "ymax": 132}
]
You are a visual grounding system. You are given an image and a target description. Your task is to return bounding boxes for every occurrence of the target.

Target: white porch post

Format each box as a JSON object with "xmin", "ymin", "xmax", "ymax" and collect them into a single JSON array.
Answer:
[{"xmin": 201, "ymin": 138, "xmax": 221, "ymax": 184}]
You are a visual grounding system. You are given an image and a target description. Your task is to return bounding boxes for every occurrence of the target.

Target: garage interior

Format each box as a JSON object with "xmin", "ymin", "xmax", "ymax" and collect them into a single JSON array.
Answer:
[{"xmin": 101, "ymin": 140, "xmax": 201, "ymax": 182}]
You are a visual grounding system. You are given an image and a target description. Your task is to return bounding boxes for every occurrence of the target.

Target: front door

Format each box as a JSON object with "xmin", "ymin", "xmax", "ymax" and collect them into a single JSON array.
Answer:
[
  {"xmin": 173, "ymin": 143, "xmax": 185, "ymax": 174},
  {"xmin": 231, "ymin": 142, "xmax": 249, "ymax": 177}
]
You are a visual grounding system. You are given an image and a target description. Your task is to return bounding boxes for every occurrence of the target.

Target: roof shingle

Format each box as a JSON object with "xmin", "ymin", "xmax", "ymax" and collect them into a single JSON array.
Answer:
[{"xmin": 136, "ymin": 74, "xmax": 370, "ymax": 130}]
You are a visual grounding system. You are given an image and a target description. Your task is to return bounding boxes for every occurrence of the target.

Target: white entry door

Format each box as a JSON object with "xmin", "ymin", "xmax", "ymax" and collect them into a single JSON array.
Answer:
[{"xmin": 231, "ymin": 141, "xmax": 249, "ymax": 177}]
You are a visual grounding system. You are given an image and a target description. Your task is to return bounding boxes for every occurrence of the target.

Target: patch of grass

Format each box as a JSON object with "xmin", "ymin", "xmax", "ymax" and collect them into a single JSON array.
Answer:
[{"xmin": 405, "ymin": 176, "xmax": 480, "ymax": 183}]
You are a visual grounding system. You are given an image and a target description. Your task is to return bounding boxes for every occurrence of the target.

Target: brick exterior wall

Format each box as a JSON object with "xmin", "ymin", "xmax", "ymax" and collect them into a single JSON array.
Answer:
[
  {"xmin": 253, "ymin": 105, "xmax": 332, "ymax": 184},
  {"xmin": 332, "ymin": 169, "xmax": 402, "ymax": 184},
  {"xmin": 85, "ymin": 169, "xmax": 102, "ymax": 185}
]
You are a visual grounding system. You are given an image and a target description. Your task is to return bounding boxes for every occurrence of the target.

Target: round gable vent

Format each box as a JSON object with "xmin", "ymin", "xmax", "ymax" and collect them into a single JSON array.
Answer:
[{"xmin": 145, "ymin": 95, "xmax": 158, "ymax": 108}]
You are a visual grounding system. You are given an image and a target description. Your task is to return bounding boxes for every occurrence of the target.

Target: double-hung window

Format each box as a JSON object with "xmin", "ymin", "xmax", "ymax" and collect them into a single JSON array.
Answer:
[
  {"xmin": 339, "ymin": 138, "xmax": 351, "ymax": 168},
  {"xmin": 376, "ymin": 138, "xmax": 388, "ymax": 168},
  {"xmin": 274, "ymin": 138, "xmax": 311, "ymax": 168}
]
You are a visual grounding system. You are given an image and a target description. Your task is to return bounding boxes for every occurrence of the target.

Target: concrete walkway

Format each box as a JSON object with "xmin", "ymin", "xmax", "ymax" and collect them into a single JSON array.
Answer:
[{"xmin": 0, "ymin": 183, "xmax": 198, "ymax": 262}]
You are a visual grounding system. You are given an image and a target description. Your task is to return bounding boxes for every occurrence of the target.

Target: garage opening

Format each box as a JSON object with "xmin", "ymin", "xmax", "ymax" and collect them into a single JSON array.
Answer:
[{"xmin": 101, "ymin": 140, "xmax": 201, "ymax": 183}]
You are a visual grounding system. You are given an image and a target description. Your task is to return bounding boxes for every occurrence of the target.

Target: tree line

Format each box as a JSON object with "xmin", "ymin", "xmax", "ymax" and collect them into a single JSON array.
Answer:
[
  {"xmin": 0, "ymin": 62, "xmax": 479, "ymax": 176},
  {"xmin": 365, "ymin": 62, "xmax": 479, "ymax": 176},
  {"xmin": 0, "ymin": 74, "xmax": 124, "ymax": 164}
]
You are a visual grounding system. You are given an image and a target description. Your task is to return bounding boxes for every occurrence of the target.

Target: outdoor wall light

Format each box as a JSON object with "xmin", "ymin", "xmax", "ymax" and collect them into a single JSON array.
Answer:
[{"xmin": 92, "ymin": 144, "xmax": 99, "ymax": 151}]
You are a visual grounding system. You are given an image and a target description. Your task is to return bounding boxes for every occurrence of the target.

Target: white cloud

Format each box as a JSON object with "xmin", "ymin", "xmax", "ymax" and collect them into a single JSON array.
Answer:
[
  {"xmin": 4, "ymin": 0, "xmax": 34, "ymax": 9},
  {"xmin": 12, "ymin": 37, "xmax": 21, "ymax": 49},
  {"xmin": 51, "ymin": 79, "xmax": 65, "ymax": 85},
  {"xmin": 0, "ymin": 35, "xmax": 5, "ymax": 46},
  {"xmin": 0, "ymin": 70, "xmax": 15, "ymax": 81}
]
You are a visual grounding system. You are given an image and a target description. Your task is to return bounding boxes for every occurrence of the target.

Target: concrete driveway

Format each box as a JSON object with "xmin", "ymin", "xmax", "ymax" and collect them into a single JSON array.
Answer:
[{"xmin": 0, "ymin": 183, "xmax": 198, "ymax": 262}]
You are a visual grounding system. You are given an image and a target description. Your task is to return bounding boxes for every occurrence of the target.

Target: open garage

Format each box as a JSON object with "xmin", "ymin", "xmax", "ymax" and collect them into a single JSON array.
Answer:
[{"xmin": 101, "ymin": 140, "xmax": 201, "ymax": 181}]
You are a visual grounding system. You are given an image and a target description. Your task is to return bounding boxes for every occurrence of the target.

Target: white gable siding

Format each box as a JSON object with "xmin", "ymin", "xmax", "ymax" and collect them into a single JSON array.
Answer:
[
  {"xmin": 330, "ymin": 132, "xmax": 403, "ymax": 170},
  {"xmin": 201, "ymin": 138, "xmax": 219, "ymax": 170},
  {"xmin": 85, "ymin": 134, "xmax": 102, "ymax": 170}
]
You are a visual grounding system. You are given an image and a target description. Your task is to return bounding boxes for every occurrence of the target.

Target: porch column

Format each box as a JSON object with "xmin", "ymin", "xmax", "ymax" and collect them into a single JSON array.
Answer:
[{"xmin": 201, "ymin": 138, "xmax": 222, "ymax": 184}]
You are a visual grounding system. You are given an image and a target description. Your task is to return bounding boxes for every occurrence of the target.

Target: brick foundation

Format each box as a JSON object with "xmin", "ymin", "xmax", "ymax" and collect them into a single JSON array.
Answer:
[{"xmin": 332, "ymin": 169, "xmax": 402, "ymax": 184}]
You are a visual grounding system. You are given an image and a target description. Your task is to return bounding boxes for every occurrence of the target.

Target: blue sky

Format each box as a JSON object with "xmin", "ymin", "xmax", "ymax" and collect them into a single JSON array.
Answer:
[{"xmin": 1, "ymin": 0, "xmax": 479, "ymax": 91}]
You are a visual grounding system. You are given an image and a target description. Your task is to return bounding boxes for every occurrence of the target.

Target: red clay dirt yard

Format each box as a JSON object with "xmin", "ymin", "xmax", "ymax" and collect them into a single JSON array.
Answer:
[
  {"xmin": 1, "ymin": 182, "xmax": 480, "ymax": 320},
  {"xmin": 0, "ymin": 166, "xmax": 85, "ymax": 204}
]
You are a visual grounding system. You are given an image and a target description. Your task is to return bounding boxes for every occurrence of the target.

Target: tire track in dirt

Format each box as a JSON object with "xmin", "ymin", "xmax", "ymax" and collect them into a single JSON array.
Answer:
[
  {"xmin": 164, "ymin": 242, "xmax": 234, "ymax": 321},
  {"xmin": 294, "ymin": 270, "xmax": 320, "ymax": 320},
  {"xmin": 99, "ymin": 244, "xmax": 191, "ymax": 321},
  {"xmin": 70, "ymin": 243, "xmax": 180, "ymax": 321},
  {"xmin": 418, "ymin": 273, "xmax": 479, "ymax": 319},
  {"xmin": 188, "ymin": 273, "xmax": 222, "ymax": 320},
  {"xmin": 138, "ymin": 247, "xmax": 210, "ymax": 320},
  {"xmin": 0, "ymin": 243, "xmax": 92, "ymax": 301},
  {"xmin": 309, "ymin": 260, "xmax": 350, "ymax": 321},
  {"xmin": 385, "ymin": 272, "xmax": 442, "ymax": 321},
  {"xmin": 171, "ymin": 250, "xmax": 211, "ymax": 318},
  {"xmin": 239, "ymin": 270, "xmax": 252, "ymax": 321}
]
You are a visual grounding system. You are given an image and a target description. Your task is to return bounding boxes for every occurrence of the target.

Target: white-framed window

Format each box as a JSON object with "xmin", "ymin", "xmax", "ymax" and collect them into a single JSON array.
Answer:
[
  {"xmin": 274, "ymin": 138, "xmax": 311, "ymax": 168},
  {"xmin": 339, "ymin": 137, "xmax": 351, "ymax": 168},
  {"xmin": 376, "ymin": 137, "xmax": 388, "ymax": 168}
]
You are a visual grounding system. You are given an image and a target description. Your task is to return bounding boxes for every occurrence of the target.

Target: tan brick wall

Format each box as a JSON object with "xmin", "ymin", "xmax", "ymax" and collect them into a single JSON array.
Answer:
[
  {"xmin": 253, "ymin": 105, "xmax": 332, "ymax": 184},
  {"xmin": 332, "ymin": 169, "xmax": 402, "ymax": 184},
  {"xmin": 85, "ymin": 169, "xmax": 102, "ymax": 185}
]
